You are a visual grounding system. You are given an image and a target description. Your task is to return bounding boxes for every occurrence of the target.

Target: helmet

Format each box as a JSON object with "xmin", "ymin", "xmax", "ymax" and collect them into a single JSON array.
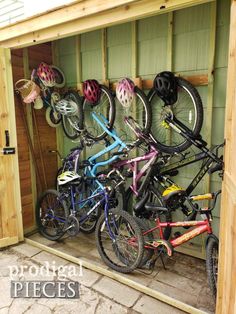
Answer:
[
  {"xmin": 37, "ymin": 62, "xmax": 56, "ymax": 87},
  {"xmin": 57, "ymin": 171, "xmax": 81, "ymax": 186},
  {"xmin": 116, "ymin": 78, "xmax": 135, "ymax": 108},
  {"xmin": 55, "ymin": 99, "xmax": 79, "ymax": 116},
  {"xmin": 153, "ymin": 71, "xmax": 177, "ymax": 106},
  {"xmin": 83, "ymin": 79, "xmax": 101, "ymax": 104}
]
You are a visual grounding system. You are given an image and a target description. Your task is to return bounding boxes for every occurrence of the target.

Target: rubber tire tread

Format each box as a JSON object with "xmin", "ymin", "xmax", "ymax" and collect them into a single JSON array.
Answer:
[
  {"xmin": 61, "ymin": 90, "xmax": 84, "ymax": 140},
  {"xmin": 36, "ymin": 189, "xmax": 69, "ymax": 241},
  {"xmin": 95, "ymin": 209, "xmax": 144, "ymax": 273},
  {"xmin": 206, "ymin": 237, "xmax": 219, "ymax": 300},
  {"xmin": 148, "ymin": 77, "xmax": 203, "ymax": 153}
]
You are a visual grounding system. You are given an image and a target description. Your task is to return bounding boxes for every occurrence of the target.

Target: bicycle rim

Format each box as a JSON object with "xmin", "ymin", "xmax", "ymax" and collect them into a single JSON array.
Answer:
[
  {"xmin": 115, "ymin": 87, "xmax": 151, "ymax": 144},
  {"xmin": 148, "ymin": 78, "xmax": 203, "ymax": 153},
  {"xmin": 62, "ymin": 115, "xmax": 80, "ymax": 140},
  {"xmin": 83, "ymin": 85, "xmax": 115, "ymax": 141},
  {"xmin": 36, "ymin": 189, "xmax": 68, "ymax": 240},
  {"xmin": 95, "ymin": 209, "xmax": 143, "ymax": 273}
]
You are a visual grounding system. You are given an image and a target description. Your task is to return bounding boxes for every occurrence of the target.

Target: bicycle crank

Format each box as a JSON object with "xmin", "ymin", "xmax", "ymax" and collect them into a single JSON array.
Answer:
[{"xmin": 66, "ymin": 215, "xmax": 80, "ymax": 236}]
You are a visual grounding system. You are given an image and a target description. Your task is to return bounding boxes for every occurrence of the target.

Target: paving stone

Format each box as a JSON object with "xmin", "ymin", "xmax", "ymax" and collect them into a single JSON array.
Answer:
[
  {"xmin": 133, "ymin": 294, "xmax": 186, "ymax": 314},
  {"xmin": 66, "ymin": 264, "xmax": 101, "ymax": 287},
  {"xmin": 0, "ymin": 308, "xmax": 8, "ymax": 314},
  {"xmin": 148, "ymin": 279, "xmax": 198, "ymax": 308},
  {"xmin": 0, "ymin": 277, "xmax": 12, "ymax": 308},
  {"xmin": 11, "ymin": 243, "xmax": 42, "ymax": 258},
  {"xmin": 0, "ymin": 253, "xmax": 20, "ymax": 277},
  {"xmin": 93, "ymin": 276, "xmax": 141, "ymax": 307},
  {"xmin": 9, "ymin": 299, "xmax": 34, "ymax": 314},
  {"xmin": 32, "ymin": 251, "xmax": 68, "ymax": 270},
  {"xmin": 24, "ymin": 303, "xmax": 51, "ymax": 314}
]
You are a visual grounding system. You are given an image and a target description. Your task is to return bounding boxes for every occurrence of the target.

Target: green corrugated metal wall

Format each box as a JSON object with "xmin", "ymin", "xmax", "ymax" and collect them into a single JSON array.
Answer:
[{"xmin": 55, "ymin": 0, "xmax": 230, "ymax": 257}]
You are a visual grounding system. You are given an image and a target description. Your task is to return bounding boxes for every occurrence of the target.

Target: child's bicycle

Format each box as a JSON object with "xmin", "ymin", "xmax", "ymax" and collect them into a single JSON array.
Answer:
[{"xmin": 127, "ymin": 190, "xmax": 221, "ymax": 299}]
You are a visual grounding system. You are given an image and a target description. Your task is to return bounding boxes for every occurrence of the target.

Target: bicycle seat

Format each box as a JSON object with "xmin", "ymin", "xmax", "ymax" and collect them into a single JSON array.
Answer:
[{"xmin": 145, "ymin": 203, "xmax": 168, "ymax": 212}]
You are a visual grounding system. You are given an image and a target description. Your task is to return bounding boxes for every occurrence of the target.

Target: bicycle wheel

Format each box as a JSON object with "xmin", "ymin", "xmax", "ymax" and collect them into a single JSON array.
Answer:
[
  {"xmin": 95, "ymin": 209, "xmax": 144, "ymax": 273},
  {"xmin": 61, "ymin": 91, "xmax": 84, "ymax": 140},
  {"xmin": 206, "ymin": 237, "xmax": 219, "ymax": 300},
  {"xmin": 134, "ymin": 217, "xmax": 154, "ymax": 268},
  {"xmin": 116, "ymin": 86, "xmax": 151, "ymax": 144},
  {"xmin": 52, "ymin": 65, "xmax": 66, "ymax": 88},
  {"xmin": 45, "ymin": 107, "xmax": 62, "ymax": 127},
  {"xmin": 36, "ymin": 189, "xmax": 69, "ymax": 241},
  {"xmin": 83, "ymin": 85, "xmax": 115, "ymax": 141},
  {"xmin": 148, "ymin": 77, "xmax": 203, "ymax": 153},
  {"xmin": 125, "ymin": 185, "xmax": 172, "ymax": 240},
  {"xmin": 76, "ymin": 182, "xmax": 102, "ymax": 234}
]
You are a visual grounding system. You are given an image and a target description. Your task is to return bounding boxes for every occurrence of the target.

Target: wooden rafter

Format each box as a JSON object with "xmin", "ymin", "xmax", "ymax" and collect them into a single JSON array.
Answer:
[{"xmin": 0, "ymin": 0, "xmax": 215, "ymax": 49}]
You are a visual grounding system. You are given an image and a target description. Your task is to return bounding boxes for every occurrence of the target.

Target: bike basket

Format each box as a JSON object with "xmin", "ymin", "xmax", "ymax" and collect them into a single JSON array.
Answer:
[{"xmin": 15, "ymin": 79, "xmax": 40, "ymax": 104}]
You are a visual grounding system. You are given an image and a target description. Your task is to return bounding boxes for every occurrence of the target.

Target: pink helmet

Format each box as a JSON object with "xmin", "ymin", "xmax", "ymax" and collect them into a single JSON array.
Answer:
[
  {"xmin": 83, "ymin": 79, "xmax": 101, "ymax": 104},
  {"xmin": 116, "ymin": 78, "xmax": 135, "ymax": 108},
  {"xmin": 37, "ymin": 62, "xmax": 56, "ymax": 87}
]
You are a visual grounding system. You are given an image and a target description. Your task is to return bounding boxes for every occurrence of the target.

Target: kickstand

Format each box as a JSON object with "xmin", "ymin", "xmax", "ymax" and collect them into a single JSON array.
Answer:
[
  {"xmin": 138, "ymin": 250, "xmax": 167, "ymax": 275},
  {"xmin": 159, "ymin": 251, "xmax": 167, "ymax": 270}
]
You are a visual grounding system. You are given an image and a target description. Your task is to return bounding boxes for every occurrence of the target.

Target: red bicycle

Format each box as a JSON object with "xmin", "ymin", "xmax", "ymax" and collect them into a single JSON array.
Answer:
[{"xmin": 130, "ymin": 190, "xmax": 220, "ymax": 300}]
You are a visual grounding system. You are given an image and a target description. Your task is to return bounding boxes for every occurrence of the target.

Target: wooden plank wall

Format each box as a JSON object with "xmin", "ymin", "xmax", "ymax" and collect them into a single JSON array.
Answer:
[
  {"xmin": 11, "ymin": 43, "xmax": 58, "ymax": 232},
  {"xmin": 216, "ymin": 1, "xmax": 236, "ymax": 312}
]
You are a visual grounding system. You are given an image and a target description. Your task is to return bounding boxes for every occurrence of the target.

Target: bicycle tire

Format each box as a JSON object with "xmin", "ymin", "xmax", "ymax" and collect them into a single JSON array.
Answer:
[
  {"xmin": 52, "ymin": 65, "xmax": 66, "ymax": 88},
  {"xmin": 61, "ymin": 90, "xmax": 84, "ymax": 140},
  {"xmin": 35, "ymin": 189, "xmax": 69, "ymax": 241},
  {"xmin": 134, "ymin": 217, "xmax": 154, "ymax": 268},
  {"xmin": 125, "ymin": 185, "xmax": 172, "ymax": 240},
  {"xmin": 95, "ymin": 208, "xmax": 144, "ymax": 273},
  {"xmin": 45, "ymin": 107, "xmax": 62, "ymax": 128},
  {"xmin": 148, "ymin": 77, "xmax": 203, "ymax": 153},
  {"xmin": 82, "ymin": 85, "xmax": 115, "ymax": 141},
  {"xmin": 206, "ymin": 237, "xmax": 219, "ymax": 300},
  {"xmin": 116, "ymin": 86, "xmax": 151, "ymax": 144}
]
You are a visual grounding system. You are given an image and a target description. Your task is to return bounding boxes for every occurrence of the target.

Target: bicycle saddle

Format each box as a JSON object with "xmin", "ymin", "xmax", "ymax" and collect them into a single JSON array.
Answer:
[{"xmin": 145, "ymin": 203, "xmax": 168, "ymax": 212}]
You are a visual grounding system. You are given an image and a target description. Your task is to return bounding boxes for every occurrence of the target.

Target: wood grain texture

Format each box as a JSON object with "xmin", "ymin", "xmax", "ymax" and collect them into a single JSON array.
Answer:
[{"xmin": 217, "ymin": 1, "xmax": 236, "ymax": 312}]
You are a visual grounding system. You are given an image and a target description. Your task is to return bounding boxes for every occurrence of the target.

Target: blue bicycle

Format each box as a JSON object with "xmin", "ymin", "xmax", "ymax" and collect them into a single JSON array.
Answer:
[{"xmin": 36, "ymin": 112, "xmax": 129, "ymax": 235}]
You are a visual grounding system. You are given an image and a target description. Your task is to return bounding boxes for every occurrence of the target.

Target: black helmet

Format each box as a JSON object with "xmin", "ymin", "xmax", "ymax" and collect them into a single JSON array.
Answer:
[{"xmin": 153, "ymin": 71, "xmax": 177, "ymax": 106}]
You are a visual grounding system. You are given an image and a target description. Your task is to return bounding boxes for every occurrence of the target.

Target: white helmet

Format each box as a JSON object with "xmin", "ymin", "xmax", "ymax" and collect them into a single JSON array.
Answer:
[
  {"xmin": 55, "ymin": 99, "xmax": 79, "ymax": 116},
  {"xmin": 57, "ymin": 171, "xmax": 81, "ymax": 185}
]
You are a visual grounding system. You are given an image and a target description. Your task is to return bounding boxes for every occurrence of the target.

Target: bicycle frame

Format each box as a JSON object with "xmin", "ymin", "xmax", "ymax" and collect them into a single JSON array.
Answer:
[
  {"xmin": 112, "ymin": 144, "xmax": 159, "ymax": 196},
  {"xmin": 158, "ymin": 151, "xmax": 216, "ymax": 195},
  {"xmin": 84, "ymin": 112, "xmax": 127, "ymax": 189}
]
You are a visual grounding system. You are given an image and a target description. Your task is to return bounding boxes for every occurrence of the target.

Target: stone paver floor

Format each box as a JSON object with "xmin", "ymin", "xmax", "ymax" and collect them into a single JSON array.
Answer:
[{"xmin": 0, "ymin": 242, "xmax": 189, "ymax": 314}]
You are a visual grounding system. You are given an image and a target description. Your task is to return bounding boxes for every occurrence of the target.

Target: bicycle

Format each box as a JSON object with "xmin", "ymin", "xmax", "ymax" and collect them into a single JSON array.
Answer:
[
  {"xmin": 134, "ymin": 190, "xmax": 221, "ymax": 300},
  {"xmin": 36, "ymin": 174, "xmax": 144, "ymax": 273},
  {"xmin": 147, "ymin": 71, "xmax": 204, "ymax": 153},
  {"xmin": 31, "ymin": 62, "xmax": 67, "ymax": 128}
]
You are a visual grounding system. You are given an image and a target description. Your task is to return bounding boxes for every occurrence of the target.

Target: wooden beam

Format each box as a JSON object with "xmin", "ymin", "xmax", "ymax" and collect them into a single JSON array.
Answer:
[
  {"xmin": 23, "ymin": 48, "xmax": 37, "ymax": 225},
  {"xmin": 0, "ymin": 0, "xmax": 137, "ymax": 43},
  {"xmin": 25, "ymin": 237, "xmax": 206, "ymax": 314},
  {"xmin": 0, "ymin": 48, "xmax": 23, "ymax": 244},
  {"xmin": 110, "ymin": 74, "xmax": 208, "ymax": 91},
  {"xmin": 204, "ymin": 1, "xmax": 216, "ymax": 202},
  {"xmin": 217, "ymin": 1, "xmax": 236, "ymax": 312},
  {"xmin": 167, "ymin": 12, "xmax": 173, "ymax": 71},
  {"xmin": 52, "ymin": 41, "xmax": 64, "ymax": 168},
  {"xmin": 101, "ymin": 28, "xmax": 108, "ymax": 86},
  {"xmin": 0, "ymin": 0, "xmax": 215, "ymax": 49}
]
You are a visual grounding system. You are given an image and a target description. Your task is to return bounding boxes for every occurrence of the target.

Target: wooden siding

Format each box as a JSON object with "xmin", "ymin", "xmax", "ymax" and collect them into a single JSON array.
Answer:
[{"xmin": 57, "ymin": 0, "xmax": 230, "ymax": 258}]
